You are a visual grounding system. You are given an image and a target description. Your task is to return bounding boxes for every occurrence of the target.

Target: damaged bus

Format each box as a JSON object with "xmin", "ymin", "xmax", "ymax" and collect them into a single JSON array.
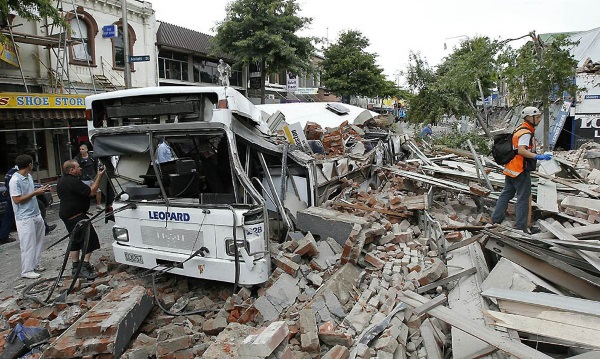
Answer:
[{"xmin": 86, "ymin": 87, "xmax": 380, "ymax": 285}]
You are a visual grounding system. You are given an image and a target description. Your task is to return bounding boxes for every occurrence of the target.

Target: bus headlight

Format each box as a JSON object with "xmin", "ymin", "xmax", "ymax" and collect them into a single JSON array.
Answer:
[
  {"xmin": 225, "ymin": 238, "xmax": 249, "ymax": 256},
  {"xmin": 113, "ymin": 227, "xmax": 129, "ymax": 242}
]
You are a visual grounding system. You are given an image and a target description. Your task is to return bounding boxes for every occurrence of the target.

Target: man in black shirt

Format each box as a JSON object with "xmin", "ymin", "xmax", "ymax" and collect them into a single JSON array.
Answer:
[{"xmin": 57, "ymin": 159, "xmax": 105, "ymax": 279}]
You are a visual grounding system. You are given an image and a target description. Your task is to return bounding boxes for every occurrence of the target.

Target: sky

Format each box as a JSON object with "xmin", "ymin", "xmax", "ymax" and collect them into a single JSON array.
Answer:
[{"xmin": 147, "ymin": 0, "xmax": 600, "ymax": 85}]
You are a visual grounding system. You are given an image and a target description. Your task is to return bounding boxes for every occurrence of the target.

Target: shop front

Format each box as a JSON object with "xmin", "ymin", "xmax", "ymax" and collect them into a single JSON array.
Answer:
[{"xmin": 0, "ymin": 92, "xmax": 88, "ymax": 181}]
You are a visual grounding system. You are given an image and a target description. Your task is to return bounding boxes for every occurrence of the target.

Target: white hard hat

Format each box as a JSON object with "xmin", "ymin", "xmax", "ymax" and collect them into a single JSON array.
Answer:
[{"xmin": 522, "ymin": 106, "xmax": 541, "ymax": 119}]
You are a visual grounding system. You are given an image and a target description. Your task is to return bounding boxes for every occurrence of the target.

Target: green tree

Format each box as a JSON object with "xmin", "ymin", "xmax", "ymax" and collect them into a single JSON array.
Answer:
[
  {"xmin": 1, "ymin": 0, "xmax": 63, "ymax": 27},
  {"xmin": 405, "ymin": 37, "xmax": 498, "ymax": 137},
  {"xmin": 499, "ymin": 32, "xmax": 578, "ymax": 149},
  {"xmin": 212, "ymin": 0, "xmax": 314, "ymax": 104},
  {"xmin": 405, "ymin": 51, "xmax": 447, "ymax": 125},
  {"xmin": 321, "ymin": 30, "xmax": 391, "ymax": 103}
]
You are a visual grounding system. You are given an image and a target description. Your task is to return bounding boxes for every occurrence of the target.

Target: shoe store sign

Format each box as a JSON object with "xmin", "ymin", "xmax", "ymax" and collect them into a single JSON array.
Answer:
[{"xmin": 0, "ymin": 93, "xmax": 86, "ymax": 109}]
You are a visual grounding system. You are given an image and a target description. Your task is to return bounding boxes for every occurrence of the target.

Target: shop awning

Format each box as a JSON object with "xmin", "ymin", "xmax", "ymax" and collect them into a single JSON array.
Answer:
[{"xmin": 0, "ymin": 108, "xmax": 85, "ymax": 120}]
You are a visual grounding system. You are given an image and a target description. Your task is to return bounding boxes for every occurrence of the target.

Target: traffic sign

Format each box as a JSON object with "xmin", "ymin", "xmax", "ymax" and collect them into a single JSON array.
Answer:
[
  {"xmin": 129, "ymin": 55, "xmax": 150, "ymax": 63},
  {"xmin": 102, "ymin": 25, "xmax": 117, "ymax": 38}
]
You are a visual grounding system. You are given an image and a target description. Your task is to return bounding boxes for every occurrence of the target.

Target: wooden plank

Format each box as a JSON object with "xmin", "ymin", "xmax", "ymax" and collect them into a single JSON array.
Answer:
[
  {"xmin": 398, "ymin": 291, "xmax": 554, "ymax": 359},
  {"xmin": 533, "ymin": 171, "xmax": 600, "ymax": 199},
  {"xmin": 416, "ymin": 267, "xmax": 477, "ymax": 294},
  {"xmin": 483, "ymin": 310, "xmax": 600, "ymax": 349},
  {"xmin": 481, "ymin": 258, "xmax": 563, "ymax": 295},
  {"xmin": 568, "ymin": 351, "xmax": 600, "ymax": 358},
  {"xmin": 331, "ymin": 202, "xmax": 412, "ymax": 218},
  {"xmin": 481, "ymin": 288, "xmax": 600, "ymax": 317},
  {"xmin": 484, "ymin": 238, "xmax": 600, "ymax": 300},
  {"xmin": 445, "ymin": 234, "xmax": 485, "ymax": 252},
  {"xmin": 561, "ymin": 195, "xmax": 600, "ymax": 212},
  {"xmin": 446, "ymin": 243, "xmax": 493, "ymax": 359},
  {"xmin": 536, "ymin": 180, "xmax": 559, "ymax": 212},
  {"xmin": 494, "ymin": 301, "xmax": 600, "ymax": 331},
  {"xmin": 534, "ymin": 223, "xmax": 600, "ymax": 240},
  {"xmin": 539, "ymin": 221, "xmax": 600, "ymax": 273},
  {"xmin": 413, "ymin": 294, "xmax": 447, "ymax": 316},
  {"xmin": 420, "ymin": 319, "xmax": 443, "ymax": 359}
]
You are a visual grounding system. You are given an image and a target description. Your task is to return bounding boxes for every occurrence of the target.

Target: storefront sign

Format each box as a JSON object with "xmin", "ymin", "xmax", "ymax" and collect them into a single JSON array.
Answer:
[
  {"xmin": 283, "ymin": 122, "xmax": 312, "ymax": 153},
  {"xmin": 286, "ymin": 72, "xmax": 298, "ymax": 92},
  {"xmin": 0, "ymin": 40, "xmax": 19, "ymax": 67},
  {"xmin": 549, "ymin": 100, "xmax": 571, "ymax": 150},
  {"xmin": 0, "ymin": 93, "xmax": 86, "ymax": 109},
  {"xmin": 574, "ymin": 114, "xmax": 600, "ymax": 148},
  {"xmin": 294, "ymin": 88, "xmax": 318, "ymax": 95}
]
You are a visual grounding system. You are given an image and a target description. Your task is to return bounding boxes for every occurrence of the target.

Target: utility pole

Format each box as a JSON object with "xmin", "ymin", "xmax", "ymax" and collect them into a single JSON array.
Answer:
[{"xmin": 122, "ymin": 0, "xmax": 131, "ymax": 89}]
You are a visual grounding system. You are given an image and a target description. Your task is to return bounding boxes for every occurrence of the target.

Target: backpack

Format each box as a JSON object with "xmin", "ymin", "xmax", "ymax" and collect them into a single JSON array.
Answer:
[{"xmin": 492, "ymin": 126, "xmax": 532, "ymax": 165}]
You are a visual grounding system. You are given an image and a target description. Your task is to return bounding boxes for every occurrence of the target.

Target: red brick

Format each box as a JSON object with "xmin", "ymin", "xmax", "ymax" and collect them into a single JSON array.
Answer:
[
  {"xmin": 322, "ymin": 345, "xmax": 350, "ymax": 359},
  {"xmin": 272, "ymin": 255, "xmax": 300, "ymax": 276},
  {"xmin": 445, "ymin": 231, "xmax": 463, "ymax": 242},
  {"xmin": 364, "ymin": 253, "xmax": 384, "ymax": 269}
]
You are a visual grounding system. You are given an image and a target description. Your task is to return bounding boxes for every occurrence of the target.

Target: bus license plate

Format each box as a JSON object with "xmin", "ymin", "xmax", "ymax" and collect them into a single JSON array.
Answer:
[{"xmin": 124, "ymin": 252, "xmax": 144, "ymax": 264}]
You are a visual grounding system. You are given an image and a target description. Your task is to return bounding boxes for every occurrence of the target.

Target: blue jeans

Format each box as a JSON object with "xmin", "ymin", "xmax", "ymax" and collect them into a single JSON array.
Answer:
[{"xmin": 491, "ymin": 171, "xmax": 531, "ymax": 230}]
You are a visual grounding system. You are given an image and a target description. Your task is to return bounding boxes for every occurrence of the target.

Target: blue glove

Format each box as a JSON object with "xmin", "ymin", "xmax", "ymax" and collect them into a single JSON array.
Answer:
[{"xmin": 534, "ymin": 154, "xmax": 552, "ymax": 161}]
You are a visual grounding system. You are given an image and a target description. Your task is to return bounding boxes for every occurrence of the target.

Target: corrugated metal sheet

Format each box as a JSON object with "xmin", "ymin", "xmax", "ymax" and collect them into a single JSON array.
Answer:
[{"xmin": 568, "ymin": 26, "xmax": 600, "ymax": 67}]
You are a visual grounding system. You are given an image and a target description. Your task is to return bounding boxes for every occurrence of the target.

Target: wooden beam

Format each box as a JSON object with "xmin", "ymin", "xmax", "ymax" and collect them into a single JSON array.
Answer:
[
  {"xmin": 484, "ymin": 310, "xmax": 600, "ymax": 349},
  {"xmin": 398, "ymin": 291, "xmax": 554, "ymax": 359},
  {"xmin": 539, "ymin": 221, "xmax": 600, "ymax": 273},
  {"xmin": 485, "ymin": 238, "xmax": 600, "ymax": 301},
  {"xmin": 444, "ymin": 234, "xmax": 485, "ymax": 254},
  {"xmin": 420, "ymin": 319, "xmax": 443, "ymax": 359},
  {"xmin": 416, "ymin": 267, "xmax": 477, "ymax": 294},
  {"xmin": 413, "ymin": 294, "xmax": 448, "ymax": 316},
  {"xmin": 481, "ymin": 288, "xmax": 600, "ymax": 317},
  {"xmin": 533, "ymin": 171, "xmax": 600, "ymax": 199},
  {"xmin": 331, "ymin": 202, "xmax": 412, "ymax": 218}
]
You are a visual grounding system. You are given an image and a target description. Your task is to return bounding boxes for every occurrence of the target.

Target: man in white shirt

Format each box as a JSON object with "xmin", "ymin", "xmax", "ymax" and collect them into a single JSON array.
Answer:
[{"xmin": 9, "ymin": 154, "xmax": 51, "ymax": 279}]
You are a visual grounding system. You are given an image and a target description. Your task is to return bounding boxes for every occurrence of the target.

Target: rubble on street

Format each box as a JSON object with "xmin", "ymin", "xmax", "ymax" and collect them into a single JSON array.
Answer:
[{"xmin": 1, "ymin": 122, "xmax": 600, "ymax": 359}]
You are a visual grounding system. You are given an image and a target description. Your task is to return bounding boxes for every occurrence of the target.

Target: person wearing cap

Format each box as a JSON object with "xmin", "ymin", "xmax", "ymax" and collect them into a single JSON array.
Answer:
[
  {"xmin": 492, "ymin": 106, "xmax": 552, "ymax": 234},
  {"xmin": 419, "ymin": 123, "xmax": 433, "ymax": 140}
]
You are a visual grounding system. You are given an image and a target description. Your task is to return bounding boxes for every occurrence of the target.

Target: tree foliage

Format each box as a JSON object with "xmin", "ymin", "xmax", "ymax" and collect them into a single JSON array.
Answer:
[
  {"xmin": 498, "ymin": 33, "xmax": 578, "ymax": 106},
  {"xmin": 321, "ymin": 30, "xmax": 393, "ymax": 102},
  {"xmin": 405, "ymin": 33, "xmax": 577, "ymax": 142},
  {"xmin": 406, "ymin": 37, "xmax": 498, "ymax": 136},
  {"xmin": 0, "ymin": 0, "xmax": 63, "ymax": 27},
  {"xmin": 212, "ymin": 0, "xmax": 314, "ymax": 102}
]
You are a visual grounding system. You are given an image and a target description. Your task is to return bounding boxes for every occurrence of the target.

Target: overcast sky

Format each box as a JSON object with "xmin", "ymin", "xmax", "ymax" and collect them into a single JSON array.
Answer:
[{"xmin": 148, "ymin": 0, "xmax": 600, "ymax": 84}]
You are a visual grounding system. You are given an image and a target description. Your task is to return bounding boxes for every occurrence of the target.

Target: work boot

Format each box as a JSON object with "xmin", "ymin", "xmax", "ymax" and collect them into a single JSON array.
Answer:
[
  {"xmin": 45, "ymin": 224, "xmax": 57, "ymax": 235},
  {"xmin": 71, "ymin": 261, "xmax": 80, "ymax": 277},
  {"xmin": 80, "ymin": 262, "xmax": 98, "ymax": 280},
  {"xmin": 523, "ymin": 226, "xmax": 541, "ymax": 235}
]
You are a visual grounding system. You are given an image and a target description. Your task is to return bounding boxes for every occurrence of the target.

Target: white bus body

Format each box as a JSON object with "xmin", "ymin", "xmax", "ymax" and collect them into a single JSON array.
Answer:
[{"xmin": 85, "ymin": 87, "xmax": 378, "ymax": 285}]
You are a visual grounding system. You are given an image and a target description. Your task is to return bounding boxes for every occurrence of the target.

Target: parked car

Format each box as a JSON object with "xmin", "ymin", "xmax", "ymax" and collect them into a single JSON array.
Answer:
[{"xmin": 0, "ymin": 182, "xmax": 53, "ymax": 220}]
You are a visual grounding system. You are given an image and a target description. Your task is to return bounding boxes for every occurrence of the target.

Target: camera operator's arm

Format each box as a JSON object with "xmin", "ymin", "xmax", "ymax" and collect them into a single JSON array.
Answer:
[{"xmin": 89, "ymin": 167, "xmax": 106, "ymax": 196}]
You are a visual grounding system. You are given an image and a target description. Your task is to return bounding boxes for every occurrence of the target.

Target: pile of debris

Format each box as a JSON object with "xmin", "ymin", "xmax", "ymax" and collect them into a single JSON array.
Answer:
[{"xmin": 1, "ymin": 136, "xmax": 600, "ymax": 358}]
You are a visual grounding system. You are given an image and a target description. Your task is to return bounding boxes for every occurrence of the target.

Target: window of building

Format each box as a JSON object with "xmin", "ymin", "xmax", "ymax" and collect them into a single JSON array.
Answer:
[
  {"xmin": 193, "ymin": 58, "xmax": 218, "ymax": 84},
  {"xmin": 159, "ymin": 51, "xmax": 189, "ymax": 81},
  {"xmin": 66, "ymin": 8, "xmax": 98, "ymax": 66},
  {"xmin": 111, "ymin": 22, "xmax": 136, "ymax": 70}
]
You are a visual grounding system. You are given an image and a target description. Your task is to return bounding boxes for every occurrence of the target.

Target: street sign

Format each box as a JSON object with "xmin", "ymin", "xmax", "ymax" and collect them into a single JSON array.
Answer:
[
  {"xmin": 102, "ymin": 25, "xmax": 117, "ymax": 38},
  {"xmin": 128, "ymin": 55, "xmax": 150, "ymax": 63}
]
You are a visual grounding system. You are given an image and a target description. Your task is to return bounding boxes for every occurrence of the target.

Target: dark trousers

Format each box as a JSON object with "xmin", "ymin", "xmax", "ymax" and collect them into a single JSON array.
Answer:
[
  {"xmin": 0, "ymin": 200, "xmax": 15, "ymax": 240},
  {"xmin": 0, "ymin": 199, "xmax": 50, "ymax": 240},
  {"xmin": 62, "ymin": 213, "xmax": 100, "ymax": 254},
  {"xmin": 492, "ymin": 171, "xmax": 531, "ymax": 230}
]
